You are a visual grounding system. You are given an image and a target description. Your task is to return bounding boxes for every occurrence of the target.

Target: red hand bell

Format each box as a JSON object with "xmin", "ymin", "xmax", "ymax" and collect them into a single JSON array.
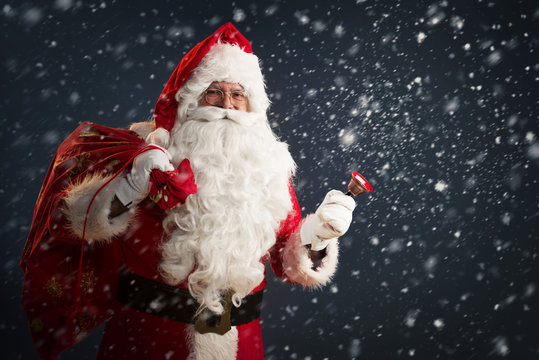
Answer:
[{"xmin": 346, "ymin": 171, "xmax": 373, "ymax": 196}]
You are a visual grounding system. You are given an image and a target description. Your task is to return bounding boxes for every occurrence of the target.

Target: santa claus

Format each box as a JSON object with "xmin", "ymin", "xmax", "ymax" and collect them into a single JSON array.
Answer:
[{"xmin": 21, "ymin": 23, "xmax": 356, "ymax": 360}]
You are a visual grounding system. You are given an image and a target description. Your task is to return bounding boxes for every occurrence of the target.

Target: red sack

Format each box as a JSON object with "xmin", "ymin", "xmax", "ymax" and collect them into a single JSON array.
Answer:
[{"xmin": 20, "ymin": 122, "xmax": 196, "ymax": 359}]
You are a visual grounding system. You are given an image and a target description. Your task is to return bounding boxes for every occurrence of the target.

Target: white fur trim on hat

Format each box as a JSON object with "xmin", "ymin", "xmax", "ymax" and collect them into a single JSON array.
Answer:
[{"xmin": 175, "ymin": 43, "xmax": 270, "ymax": 125}]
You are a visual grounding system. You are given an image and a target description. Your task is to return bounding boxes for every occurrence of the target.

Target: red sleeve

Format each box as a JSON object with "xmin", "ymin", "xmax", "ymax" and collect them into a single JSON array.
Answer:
[{"xmin": 268, "ymin": 181, "xmax": 302, "ymax": 281}]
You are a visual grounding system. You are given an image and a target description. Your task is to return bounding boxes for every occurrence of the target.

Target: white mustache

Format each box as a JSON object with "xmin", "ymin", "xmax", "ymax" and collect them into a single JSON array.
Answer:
[{"xmin": 187, "ymin": 106, "xmax": 262, "ymax": 127}]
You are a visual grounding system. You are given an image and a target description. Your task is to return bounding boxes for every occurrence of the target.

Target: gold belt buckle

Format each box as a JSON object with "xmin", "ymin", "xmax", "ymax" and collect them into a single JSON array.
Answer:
[{"xmin": 194, "ymin": 290, "xmax": 233, "ymax": 335}]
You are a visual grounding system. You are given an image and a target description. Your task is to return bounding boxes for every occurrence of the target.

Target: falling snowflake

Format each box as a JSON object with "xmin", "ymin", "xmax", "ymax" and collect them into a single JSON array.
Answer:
[
  {"xmin": 490, "ymin": 336, "xmax": 510, "ymax": 356},
  {"xmin": 404, "ymin": 309, "xmax": 420, "ymax": 328},
  {"xmin": 433, "ymin": 318, "xmax": 445, "ymax": 330},
  {"xmin": 232, "ymin": 8, "xmax": 246, "ymax": 22},
  {"xmin": 434, "ymin": 181, "xmax": 448, "ymax": 192}
]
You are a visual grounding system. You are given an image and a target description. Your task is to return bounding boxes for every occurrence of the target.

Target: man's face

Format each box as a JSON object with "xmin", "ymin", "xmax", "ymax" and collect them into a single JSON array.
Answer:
[{"xmin": 199, "ymin": 81, "xmax": 249, "ymax": 112}]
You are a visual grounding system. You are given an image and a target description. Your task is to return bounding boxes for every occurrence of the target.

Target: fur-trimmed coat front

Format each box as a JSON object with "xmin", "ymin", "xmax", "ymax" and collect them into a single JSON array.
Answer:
[{"xmin": 21, "ymin": 122, "xmax": 339, "ymax": 360}]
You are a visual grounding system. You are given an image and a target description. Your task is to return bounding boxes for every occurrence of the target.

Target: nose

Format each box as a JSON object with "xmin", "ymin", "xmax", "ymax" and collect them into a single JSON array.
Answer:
[{"xmin": 221, "ymin": 93, "xmax": 234, "ymax": 109}]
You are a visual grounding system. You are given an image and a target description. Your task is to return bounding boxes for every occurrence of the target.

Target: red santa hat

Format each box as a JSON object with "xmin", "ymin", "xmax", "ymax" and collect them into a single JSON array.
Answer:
[{"xmin": 147, "ymin": 22, "xmax": 270, "ymax": 147}]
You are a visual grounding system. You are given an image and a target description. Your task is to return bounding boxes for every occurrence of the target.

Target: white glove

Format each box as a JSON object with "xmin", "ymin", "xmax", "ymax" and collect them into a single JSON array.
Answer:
[
  {"xmin": 300, "ymin": 190, "xmax": 356, "ymax": 251},
  {"xmin": 116, "ymin": 146, "xmax": 174, "ymax": 207}
]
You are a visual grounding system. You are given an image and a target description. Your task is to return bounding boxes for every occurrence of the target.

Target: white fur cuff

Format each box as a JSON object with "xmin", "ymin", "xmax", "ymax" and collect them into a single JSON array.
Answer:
[
  {"xmin": 62, "ymin": 173, "xmax": 135, "ymax": 244},
  {"xmin": 281, "ymin": 221, "xmax": 339, "ymax": 288},
  {"xmin": 129, "ymin": 120, "xmax": 156, "ymax": 141},
  {"xmin": 145, "ymin": 127, "xmax": 170, "ymax": 148}
]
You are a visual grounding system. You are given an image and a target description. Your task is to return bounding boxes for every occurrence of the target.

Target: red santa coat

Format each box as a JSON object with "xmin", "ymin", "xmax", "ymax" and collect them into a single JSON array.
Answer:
[
  {"xmin": 94, "ymin": 192, "xmax": 300, "ymax": 360},
  {"xmin": 21, "ymin": 122, "xmax": 337, "ymax": 359}
]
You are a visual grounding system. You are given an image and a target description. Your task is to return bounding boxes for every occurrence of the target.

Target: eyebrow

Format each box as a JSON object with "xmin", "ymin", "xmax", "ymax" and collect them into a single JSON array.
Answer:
[{"xmin": 207, "ymin": 83, "xmax": 245, "ymax": 92}]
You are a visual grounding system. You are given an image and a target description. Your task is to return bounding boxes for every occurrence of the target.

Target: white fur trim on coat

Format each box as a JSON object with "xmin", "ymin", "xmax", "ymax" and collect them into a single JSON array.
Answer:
[
  {"xmin": 128, "ymin": 120, "xmax": 157, "ymax": 142},
  {"xmin": 186, "ymin": 324, "xmax": 238, "ymax": 360},
  {"xmin": 130, "ymin": 121, "xmax": 171, "ymax": 149},
  {"xmin": 281, "ymin": 217, "xmax": 339, "ymax": 288},
  {"xmin": 62, "ymin": 173, "xmax": 135, "ymax": 244},
  {"xmin": 145, "ymin": 127, "xmax": 170, "ymax": 148}
]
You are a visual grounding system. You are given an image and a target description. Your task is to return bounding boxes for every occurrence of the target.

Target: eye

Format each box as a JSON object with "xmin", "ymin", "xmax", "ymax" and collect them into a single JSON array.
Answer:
[
  {"xmin": 231, "ymin": 91, "xmax": 246, "ymax": 99},
  {"xmin": 206, "ymin": 89, "xmax": 221, "ymax": 96}
]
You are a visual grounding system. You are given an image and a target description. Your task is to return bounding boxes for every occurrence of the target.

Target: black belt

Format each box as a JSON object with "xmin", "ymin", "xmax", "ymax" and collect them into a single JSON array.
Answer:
[{"xmin": 116, "ymin": 269, "xmax": 263, "ymax": 335}]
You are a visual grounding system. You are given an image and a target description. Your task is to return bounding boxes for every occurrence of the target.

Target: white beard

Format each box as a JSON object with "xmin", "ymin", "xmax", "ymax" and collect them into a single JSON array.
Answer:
[{"xmin": 159, "ymin": 106, "xmax": 296, "ymax": 314}]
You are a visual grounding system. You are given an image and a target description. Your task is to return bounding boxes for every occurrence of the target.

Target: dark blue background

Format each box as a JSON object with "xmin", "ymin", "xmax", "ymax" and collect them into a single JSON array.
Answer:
[{"xmin": 2, "ymin": 1, "xmax": 538, "ymax": 359}]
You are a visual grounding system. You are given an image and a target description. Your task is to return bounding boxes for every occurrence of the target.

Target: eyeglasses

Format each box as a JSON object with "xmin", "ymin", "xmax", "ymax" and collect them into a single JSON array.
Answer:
[{"xmin": 203, "ymin": 88, "xmax": 248, "ymax": 106}]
